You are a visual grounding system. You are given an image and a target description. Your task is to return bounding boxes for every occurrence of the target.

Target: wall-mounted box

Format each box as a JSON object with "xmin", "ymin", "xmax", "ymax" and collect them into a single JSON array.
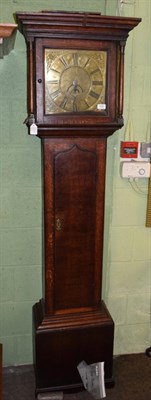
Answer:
[
  {"xmin": 141, "ymin": 143, "xmax": 151, "ymax": 158},
  {"xmin": 120, "ymin": 141, "xmax": 139, "ymax": 158}
]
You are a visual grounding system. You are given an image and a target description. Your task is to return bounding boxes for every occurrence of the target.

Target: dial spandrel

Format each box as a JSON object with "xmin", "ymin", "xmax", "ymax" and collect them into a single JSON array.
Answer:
[{"xmin": 45, "ymin": 50, "xmax": 107, "ymax": 114}]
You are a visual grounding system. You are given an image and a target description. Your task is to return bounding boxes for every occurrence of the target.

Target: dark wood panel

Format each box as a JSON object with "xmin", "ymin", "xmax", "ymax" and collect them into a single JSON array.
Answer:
[
  {"xmin": 54, "ymin": 144, "xmax": 97, "ymax": 310},
  {"xmin": 43, "ymin": 138, "xmax": 106, "ymax": 314}
]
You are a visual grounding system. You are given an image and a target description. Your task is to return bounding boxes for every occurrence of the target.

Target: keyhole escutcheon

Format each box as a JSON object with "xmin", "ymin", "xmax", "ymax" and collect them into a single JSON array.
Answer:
[{"xmin": 55, "ymin": 218, "xmax": 62, "ymax": 231}]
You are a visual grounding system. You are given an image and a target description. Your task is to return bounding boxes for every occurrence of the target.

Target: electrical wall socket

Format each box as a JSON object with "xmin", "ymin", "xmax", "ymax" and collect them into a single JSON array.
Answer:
[{"xmin": 121, "ymin": 161, "xmax": 150, "ymax": 178}]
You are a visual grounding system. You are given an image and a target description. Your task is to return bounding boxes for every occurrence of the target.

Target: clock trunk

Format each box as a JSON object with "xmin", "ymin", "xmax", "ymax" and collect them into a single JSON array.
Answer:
[{"xmin": 42, "ymin": 138, "xmax": 106, "ymax": 314}]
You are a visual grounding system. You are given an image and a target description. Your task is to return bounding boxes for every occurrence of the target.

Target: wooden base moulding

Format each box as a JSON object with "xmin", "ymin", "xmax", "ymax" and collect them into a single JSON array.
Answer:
[{"xmin": 33, "ymin": 299, "xmax": 114, "ymax": 395}]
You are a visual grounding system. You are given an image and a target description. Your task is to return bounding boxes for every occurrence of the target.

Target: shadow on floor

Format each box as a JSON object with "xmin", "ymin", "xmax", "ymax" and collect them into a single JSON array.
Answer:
[{"xmin": 3, "ymin": 353, "xmax": 151, "ymax": 400}]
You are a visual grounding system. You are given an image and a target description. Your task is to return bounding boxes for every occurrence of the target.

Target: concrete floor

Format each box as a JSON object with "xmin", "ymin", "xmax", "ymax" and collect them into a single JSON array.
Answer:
[{"xmin": 3, "ymin": 354, "xmax": 151, "ymax": 400}]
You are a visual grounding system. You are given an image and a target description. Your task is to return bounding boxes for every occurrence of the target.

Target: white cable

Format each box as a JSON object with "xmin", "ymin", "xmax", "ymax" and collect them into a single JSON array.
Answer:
[
  {"xmin": 104, "ymin": 0, "xmax": 107, "ymax": 15},
  {"xmin": 146, "ymin": 111, "xmax": 151, "ymax": 142},
  {"xmin": 134, "ymin": 179, "xmax": 148, "ymax": 195},
  {"xmin": 116, "ymin": 0, "xmax": 122, "ymax": 16},
  {"xmin": 117, "ymin": 0, "xmax": 136, "ymax": 16},
  {"xmin": 124, "ymin": 118, "xmax": 134, "ymax": 141},
  {"xmin": 128, "ymin": 178, "xmax": 147, "ymax": 196},
  {"xmin": 120, "ymin": 0, "xmax": 135, "ymax": 4}
]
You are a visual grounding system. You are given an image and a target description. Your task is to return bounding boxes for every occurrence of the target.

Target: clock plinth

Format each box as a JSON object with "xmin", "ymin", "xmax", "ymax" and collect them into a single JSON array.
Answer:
[
  {"xmin": 16, "ymin": 11, "xmax": 141, "ymax": 397},
  {"xmin": 33, "ymin": 299, "xmax": 114, "ymax": 393}
]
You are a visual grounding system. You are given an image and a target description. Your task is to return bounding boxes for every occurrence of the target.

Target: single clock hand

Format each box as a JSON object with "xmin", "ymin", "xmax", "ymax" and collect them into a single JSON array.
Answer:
[{"xmin": 68, "ymin": 79, "xmax": 83, "ymax": 95}]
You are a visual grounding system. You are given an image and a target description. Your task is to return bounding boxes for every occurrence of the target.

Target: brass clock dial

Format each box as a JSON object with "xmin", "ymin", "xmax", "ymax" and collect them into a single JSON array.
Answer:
[{"xmin": 45, "ymin": 49, "xmax": 107, "ymax": 114}]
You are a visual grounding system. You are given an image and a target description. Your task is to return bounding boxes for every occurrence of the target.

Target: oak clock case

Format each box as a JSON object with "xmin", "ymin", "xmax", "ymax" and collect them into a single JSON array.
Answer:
[{"xmin": 16, "ymin": 11, "xmax": 141, "ymax": 397}]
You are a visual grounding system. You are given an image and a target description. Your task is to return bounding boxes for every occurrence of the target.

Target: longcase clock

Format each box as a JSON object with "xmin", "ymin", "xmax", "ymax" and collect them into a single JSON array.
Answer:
[{"xmin": 16, "ymin": 11, "xmax": 141, "ymax": 397}]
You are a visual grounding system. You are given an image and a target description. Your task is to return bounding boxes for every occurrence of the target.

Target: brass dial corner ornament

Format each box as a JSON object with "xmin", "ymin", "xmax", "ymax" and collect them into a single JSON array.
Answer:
[{"xmin": 45, "ymin": 49, "xmax": 107, "ymax": 114}]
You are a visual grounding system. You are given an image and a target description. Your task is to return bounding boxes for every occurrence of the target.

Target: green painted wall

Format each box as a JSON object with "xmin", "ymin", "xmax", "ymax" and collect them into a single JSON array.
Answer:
[
  {"xmin": 103, "ymin": 0, "xmax": 151, "ymax": 354},
  {"xmin": 0, "ymin": 0, "xmax": 150, "ymax": 366}
]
